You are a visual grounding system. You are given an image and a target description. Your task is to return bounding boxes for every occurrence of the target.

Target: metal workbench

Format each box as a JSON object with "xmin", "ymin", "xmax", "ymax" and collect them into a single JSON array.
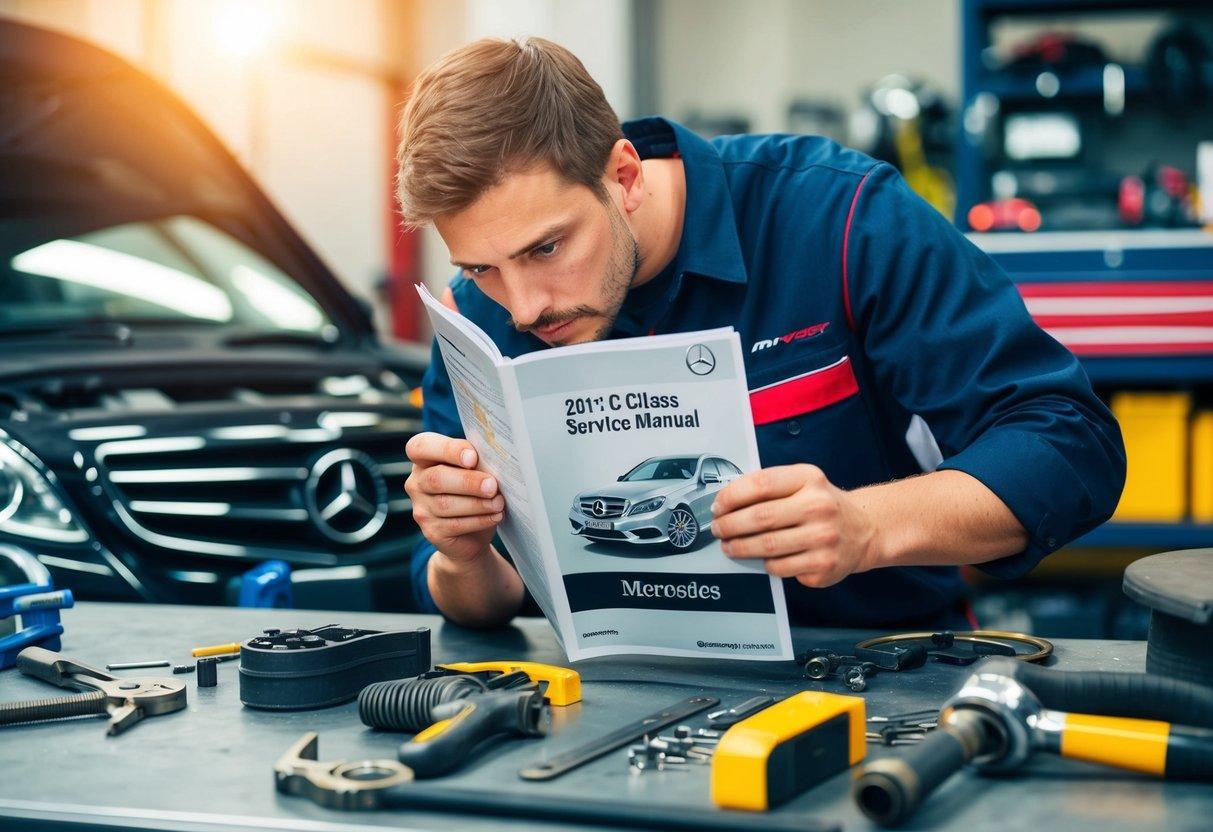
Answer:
[{"xmin": 0, "ymin": 603, "xmax": 1208, "ymax": 831}]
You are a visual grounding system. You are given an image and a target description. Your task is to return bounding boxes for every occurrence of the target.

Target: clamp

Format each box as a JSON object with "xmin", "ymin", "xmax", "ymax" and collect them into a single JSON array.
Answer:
[
  {"xmin": 0, "ymin": 581, "xmax": 73, "ymax": 670},
  {"xmin": 0, "ymin": 646, "xmax": 186, "ymax": 735}
]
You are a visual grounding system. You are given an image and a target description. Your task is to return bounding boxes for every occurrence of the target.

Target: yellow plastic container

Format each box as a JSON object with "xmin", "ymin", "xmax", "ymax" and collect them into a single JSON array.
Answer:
[
  {"xmin": 1192, "ymin": 411, "xmax": 1213, "ymax": 523},
  {"xmin": 1112, "ymin": 392, "xmax": 1190, "ymax": 522}
]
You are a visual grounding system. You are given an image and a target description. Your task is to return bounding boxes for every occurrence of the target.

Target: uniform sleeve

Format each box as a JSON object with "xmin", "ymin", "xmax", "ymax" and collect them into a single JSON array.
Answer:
[
  {"xmin": 408, "ymin": 281, "xmax": 539, "ymax": 615},
  {"xmin": 408, "ymin": 337, "xmax": 464, "ymax": 613},
  {"xmin": 845, "ymin": 164, "xmax": 1126, "ymax": 578}
]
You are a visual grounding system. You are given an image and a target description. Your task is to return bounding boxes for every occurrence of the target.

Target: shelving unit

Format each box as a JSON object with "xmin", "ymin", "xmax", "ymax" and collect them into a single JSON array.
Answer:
[
  {"xmin": 960, "ymin": 1, "xmax": 1213, "ymax": 553},
  {"xmin": 957, "ymin": 0, "xmax": 1213, "ymax": 229}
]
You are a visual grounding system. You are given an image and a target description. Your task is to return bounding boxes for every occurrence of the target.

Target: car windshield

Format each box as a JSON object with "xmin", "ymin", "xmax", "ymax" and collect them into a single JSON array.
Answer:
[
  {"xmin": 0, "ymin": 72, "xmax": 334, "ymax": 334},
  {"xmin": 3, "ymin": 215, "xmax": 331, "ymax": 332},
  {"xmin": 621, "ymin": 457, "xmax": 698, "ymax": 481}
]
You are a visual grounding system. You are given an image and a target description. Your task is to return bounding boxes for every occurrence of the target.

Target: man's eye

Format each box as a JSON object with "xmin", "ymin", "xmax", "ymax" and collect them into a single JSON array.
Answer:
[
  {"xmin": 533, "ymin": 241, "xmax": 559, "ymax": 257},
  {"xmin": 464, "ymin": 265, "xmax": 492, "ymax": 277}
]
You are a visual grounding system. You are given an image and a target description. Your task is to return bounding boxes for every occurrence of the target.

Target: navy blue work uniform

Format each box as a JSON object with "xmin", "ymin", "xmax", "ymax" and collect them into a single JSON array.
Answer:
[{"xmin": 409, "ymin": 117, "xmax": 1126, "ymax": 629}]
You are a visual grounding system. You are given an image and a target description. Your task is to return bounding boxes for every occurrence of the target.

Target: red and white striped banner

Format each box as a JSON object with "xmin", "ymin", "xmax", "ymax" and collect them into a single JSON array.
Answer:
[{"xmin": 1019, "ymin": 281, "xmax": 1213, "ymax": 356}]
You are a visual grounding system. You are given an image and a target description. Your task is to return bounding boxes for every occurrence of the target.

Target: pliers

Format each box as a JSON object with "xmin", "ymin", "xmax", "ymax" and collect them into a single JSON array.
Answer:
[{"xmin": 0, "ymin": 645, "xmax": 186, "ymax": 735}]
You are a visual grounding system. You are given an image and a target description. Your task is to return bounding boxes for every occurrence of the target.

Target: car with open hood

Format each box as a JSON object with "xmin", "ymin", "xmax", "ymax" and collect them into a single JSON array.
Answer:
[{"xmin": 0, "ymin": 19, "xmax": 426, "ymax": 609}]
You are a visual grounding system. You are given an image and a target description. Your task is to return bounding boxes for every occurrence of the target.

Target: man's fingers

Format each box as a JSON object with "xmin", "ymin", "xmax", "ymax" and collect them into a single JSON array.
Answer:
[
  {"xmin": 719, "ymin": 526, "xmax": 816, "ymax": 560},
  {"xmin": 710, "ymin": 493, "xmax": 805, "ymax": 540},
  {"xmin": 441, "ymin": 286, "xmax": 460, "ymax": 313},
  {"xmin": 407, "ymin": 432, "xmax": 478, "ymax": 469},
  {"xmin": 712, "ymin": 464, "xmax": 825, "ymax": 515},
  {"xmin": 420, "ymin": 493, "xmax": 505, "ymax": 520},
  {"xmin": 420, "ymin": 464, "xmax": 498, "ymax": 498},
  {"xmin": 431, "ymin": 511, "xmax": 503, "ymax": 540}
]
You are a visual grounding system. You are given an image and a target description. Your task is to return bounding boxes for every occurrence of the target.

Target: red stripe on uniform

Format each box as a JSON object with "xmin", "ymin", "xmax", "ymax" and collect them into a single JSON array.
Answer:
[
  {"xmin": 1066, "ymin": 341, "xmax": 1213, "ymax": 355},
  {"xmin": 1018, "ymin": 281, "xmax": 1213, "ymax": 298},
  {"xmin": 749, "ymin": 357, "xmax": 859, "ymax": 426},
  {"xmin": 841, "ymin": 169, "xmax": 877, "ymax": 331},
  {"xmin": 1032, "ymin": 311, "xmax": 1213, "ymax": 328}
]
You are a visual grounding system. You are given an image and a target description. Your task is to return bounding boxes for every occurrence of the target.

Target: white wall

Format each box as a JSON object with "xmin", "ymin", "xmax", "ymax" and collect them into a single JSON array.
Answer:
[
  {"xmin": 410, "ymin": 0, "xmax": 636, "ymax": 297},
  {"xmin": 654, "ymin": 0, "xmax": 958, "ymax": 134}
]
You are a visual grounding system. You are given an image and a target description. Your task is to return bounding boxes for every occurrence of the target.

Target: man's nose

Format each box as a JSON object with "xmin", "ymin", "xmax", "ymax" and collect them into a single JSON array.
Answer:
[{"xmin": 500, "ymin": 270, "xmax": 549, "ymax": 330}]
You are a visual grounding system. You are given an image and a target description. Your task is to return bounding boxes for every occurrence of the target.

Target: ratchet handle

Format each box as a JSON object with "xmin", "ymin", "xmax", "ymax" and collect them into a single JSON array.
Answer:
[
  {"xmin": 397, "ymin": 690, "xmax": 545, "ymax": 778},
  {"xmin": 1061, "ymin": 714, "xmax": 1213, "ymax": 780},
  {"xmin": 0, "ymin": 689, "xmax": 108, "ymax": 726},
  {"xmin": 853, "ymin": 710, "xmax": 985, "ymax": 827}
]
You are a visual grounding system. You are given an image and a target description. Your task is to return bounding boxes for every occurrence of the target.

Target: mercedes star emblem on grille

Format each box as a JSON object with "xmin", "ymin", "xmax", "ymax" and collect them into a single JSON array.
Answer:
[
  {"xmin": 304, "ymin": 448, "xmax": 388, "ymax": 544},
  {"xmin": 593, "ymin": 499, "xmax": 607, "ymax": 517},
  {"xmin": 685, "ymin": 344, "xmax": 717, "ymax": 375}
]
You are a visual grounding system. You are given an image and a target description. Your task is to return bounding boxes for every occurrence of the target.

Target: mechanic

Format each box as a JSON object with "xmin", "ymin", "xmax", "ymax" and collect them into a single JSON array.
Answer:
[{"xmin": 397, "ymin": 37, "xmax": 1126, "ymax": 630}]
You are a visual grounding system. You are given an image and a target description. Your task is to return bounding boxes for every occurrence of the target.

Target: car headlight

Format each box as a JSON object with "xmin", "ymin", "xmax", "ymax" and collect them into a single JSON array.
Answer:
[
  {"xmin": 627, "ymin": 497, "xmax": 666, "ymax": 516},
  {"xmin": 0, "ymin": 437, "xmax": 88, "ymax": 544}
]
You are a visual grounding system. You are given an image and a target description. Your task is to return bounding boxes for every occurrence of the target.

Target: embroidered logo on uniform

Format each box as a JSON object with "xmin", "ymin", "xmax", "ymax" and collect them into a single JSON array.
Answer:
[{"xmin": 750, "ymin": 322, "xmax": 830, "ymax": 353}]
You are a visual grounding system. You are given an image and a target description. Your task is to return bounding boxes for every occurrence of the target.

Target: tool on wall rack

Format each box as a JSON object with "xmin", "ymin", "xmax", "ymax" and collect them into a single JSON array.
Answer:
[
  {"xmin": 0, "ymin": 579, "xmax": 74, "ymax": 670},
  {"xmin": 854, "ymin": 657, "xmax": 1213, "ymax": 826},
  {"xmin": 0, "ymin": 646, "xmax": 185, "ymax": 735}
]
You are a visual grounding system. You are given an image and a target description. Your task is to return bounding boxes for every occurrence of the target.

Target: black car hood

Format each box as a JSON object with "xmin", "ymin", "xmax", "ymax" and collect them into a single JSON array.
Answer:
[{"xmin": 0, "ymin": 17, "xmax": 374, "ymax": 338}]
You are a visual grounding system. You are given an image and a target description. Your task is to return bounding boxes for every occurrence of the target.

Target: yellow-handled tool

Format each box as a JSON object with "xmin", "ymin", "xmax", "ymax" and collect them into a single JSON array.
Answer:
[
  {"xmin": 436, "ymin": 660, "xmax": 580, "ymax": 706},
  {"xmin": 358, "ymin": 674, "xmax": 549, "ymax": 778},
  {"xmin": 855, "ymin": 657, "xmax": 1213, "ymax": 826},
  {"xmin": 711, "ymin": 691, "xmax": 865, "ymax": 811},
  {"xmin": 191, "ymin": 642, "xmax": 241, "ymax": 658}
]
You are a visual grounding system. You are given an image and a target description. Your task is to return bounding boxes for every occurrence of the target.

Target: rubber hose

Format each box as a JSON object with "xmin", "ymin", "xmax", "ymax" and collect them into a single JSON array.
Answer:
[
  {"xmin": 1167, "ymin": 725, "xmax": 1213, "ymax": 780},
  {"xmin": 358, "ymin": 675, "xmax": 486, "ymax": 732},
  {"xmin": 1002, "ymin": 659, "xmax": 1213, "ymax": 729}
]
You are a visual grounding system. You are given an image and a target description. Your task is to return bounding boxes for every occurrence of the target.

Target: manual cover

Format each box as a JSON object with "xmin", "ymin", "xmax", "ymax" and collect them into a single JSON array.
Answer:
[{"xmin": 418, "ymin": 285, "xmax": 792, "ymax": 661}]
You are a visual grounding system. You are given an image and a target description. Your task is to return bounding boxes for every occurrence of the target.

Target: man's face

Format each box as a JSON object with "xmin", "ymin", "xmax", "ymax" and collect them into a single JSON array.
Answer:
[{"xmin": 435, "ymin": 165, "xmax": 640, "ymax": 346}]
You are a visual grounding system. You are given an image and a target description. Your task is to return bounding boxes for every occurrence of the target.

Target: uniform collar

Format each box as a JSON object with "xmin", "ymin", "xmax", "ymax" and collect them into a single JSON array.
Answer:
[{"xmin": 622, "ymin": 117, "xmax": 748, "ymax": 285}]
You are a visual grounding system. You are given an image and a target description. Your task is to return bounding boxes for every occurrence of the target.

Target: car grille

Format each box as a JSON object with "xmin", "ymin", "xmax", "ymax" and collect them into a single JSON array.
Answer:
[
  {"xmin": 578, "ymin": 496, "xmax": 627, "ymax": 518},
  {"xmin": 84, "ymin": 411, "xmax": 421, "ymax": 564}
]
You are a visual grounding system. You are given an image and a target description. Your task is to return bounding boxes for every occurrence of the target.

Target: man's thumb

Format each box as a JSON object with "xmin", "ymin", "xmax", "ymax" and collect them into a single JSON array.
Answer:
[{"xmin": 441, "ymin": 286, "xmax": 459, "ymax": 313}]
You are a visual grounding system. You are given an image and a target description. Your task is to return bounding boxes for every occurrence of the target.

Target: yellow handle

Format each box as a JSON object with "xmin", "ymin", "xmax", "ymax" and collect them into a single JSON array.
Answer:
[
  {"xmin": 1061, "ymin": 713, "xmax": 1169, "ymax": 776},
  {"xmin": 437, "ymin": 661, "xmax": 581, "ymax": 706},
  {"xmin": 191, "ymin": 642, "xmax": 241, "ymax": 657},
  {"xmin": 411, "ymin": 703, "xmax": 475, "ymax": 744}
]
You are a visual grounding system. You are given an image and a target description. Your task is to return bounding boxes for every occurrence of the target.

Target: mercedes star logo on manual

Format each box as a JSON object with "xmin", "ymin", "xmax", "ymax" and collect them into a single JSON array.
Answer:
[{"xmin": 685, "ymin": 344, "xmax": 717, "ymax": 375}]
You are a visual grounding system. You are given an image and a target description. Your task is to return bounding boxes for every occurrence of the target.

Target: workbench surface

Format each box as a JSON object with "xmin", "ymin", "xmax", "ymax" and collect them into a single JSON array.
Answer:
[{"xmin": 0, "ymin": 603, "xmax": 1207, "ymax": 832}]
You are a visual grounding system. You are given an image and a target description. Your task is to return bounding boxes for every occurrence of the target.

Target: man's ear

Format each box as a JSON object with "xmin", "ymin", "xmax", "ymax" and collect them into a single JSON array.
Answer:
[{"xmin": 607, "ymin": 139, "xmax": 645, "ymax": 214}]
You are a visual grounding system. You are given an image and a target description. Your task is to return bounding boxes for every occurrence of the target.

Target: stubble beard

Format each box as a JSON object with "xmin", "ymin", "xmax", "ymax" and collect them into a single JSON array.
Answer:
[{"xmin": 587, "ymin": 205, "xmax": 642, "ymax": 342}]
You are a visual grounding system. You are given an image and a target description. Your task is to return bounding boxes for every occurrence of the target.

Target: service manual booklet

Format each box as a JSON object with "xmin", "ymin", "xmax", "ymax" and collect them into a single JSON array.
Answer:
[{"xmin": 418, "ymin": 285, "xmax": 792, "ymax": 661}]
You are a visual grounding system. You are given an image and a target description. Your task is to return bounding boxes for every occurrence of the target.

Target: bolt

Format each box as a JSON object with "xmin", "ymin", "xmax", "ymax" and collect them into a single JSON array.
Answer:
[{"xmin": 843, "ymin": 666, "xmax": 868, "ymax": 692}]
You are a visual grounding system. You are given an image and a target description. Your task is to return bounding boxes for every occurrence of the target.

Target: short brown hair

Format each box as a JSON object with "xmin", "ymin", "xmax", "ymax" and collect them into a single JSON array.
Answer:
[{"xmin": 396, "ymin": 37, "xmax": 622, "ymax": 228}]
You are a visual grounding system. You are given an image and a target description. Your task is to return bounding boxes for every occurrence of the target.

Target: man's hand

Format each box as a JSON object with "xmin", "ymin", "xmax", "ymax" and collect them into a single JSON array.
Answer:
[
  {"xmin": 404, "ymin": 432, "xmax": 504, "ymax": 564},
  {"xmin": 709, "ymin": 464, "xmax": 879, "ymax": 588}
]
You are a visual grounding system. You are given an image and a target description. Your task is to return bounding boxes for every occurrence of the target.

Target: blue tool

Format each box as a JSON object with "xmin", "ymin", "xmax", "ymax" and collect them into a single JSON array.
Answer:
[
  {"xmin": 237, "ymin": 560, "xmax": 293, "ymax": 608},
  {"xmin": 1, "ymin": 582, "xmax": 74, "ymax": 670}
]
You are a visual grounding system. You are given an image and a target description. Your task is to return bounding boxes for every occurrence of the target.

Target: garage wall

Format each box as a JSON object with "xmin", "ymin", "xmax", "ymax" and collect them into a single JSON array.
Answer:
[
  {"xmin": 653, "ymin": 0, "xmax": 958, "ymax": 134},
  {"xmin": 407, "ymin": 0, "xmax": 636, "ymax": 300}
]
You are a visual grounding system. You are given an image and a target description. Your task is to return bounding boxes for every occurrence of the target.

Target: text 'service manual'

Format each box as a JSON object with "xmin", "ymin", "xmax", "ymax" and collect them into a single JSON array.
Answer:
[{"xmin": 418, "ymin": 285, "xmax": 792, "ymax": 661}]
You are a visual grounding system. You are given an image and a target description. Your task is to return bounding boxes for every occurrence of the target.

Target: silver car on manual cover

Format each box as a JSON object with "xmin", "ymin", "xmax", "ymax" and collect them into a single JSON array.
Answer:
[{"xmin": 568, "ymin": 455, "xmax": 743, "ymax": 552}]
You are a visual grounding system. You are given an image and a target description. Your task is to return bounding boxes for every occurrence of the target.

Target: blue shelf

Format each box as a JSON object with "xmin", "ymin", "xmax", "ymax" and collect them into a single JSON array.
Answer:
[
  {"xmin": 1080, "ymin": 356, "xmax": 1213, "ymax": 385},
  {"xmin": 1073, "ymin": 521, "xmax": 1213, "ymax": 548},
  {"xmin": 979, "ymin": 65, "xmax": 1147, "ymax": 103}
]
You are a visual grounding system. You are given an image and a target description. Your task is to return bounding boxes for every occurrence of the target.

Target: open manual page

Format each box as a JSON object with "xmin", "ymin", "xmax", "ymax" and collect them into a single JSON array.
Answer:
[{"xmin": 418, "ymin": 285, "xmax": 792, "ymax": 661}]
